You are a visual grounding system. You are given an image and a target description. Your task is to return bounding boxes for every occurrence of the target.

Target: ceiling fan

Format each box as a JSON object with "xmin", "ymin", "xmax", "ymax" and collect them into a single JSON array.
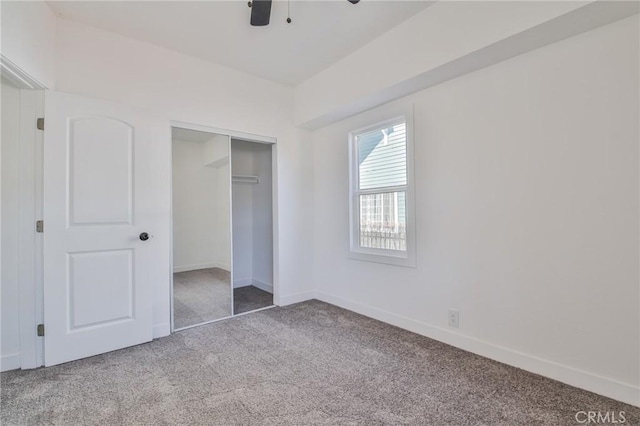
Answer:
[{"xmin": 249, "ymin": 0, "xmax": 360, "ymax": 26}]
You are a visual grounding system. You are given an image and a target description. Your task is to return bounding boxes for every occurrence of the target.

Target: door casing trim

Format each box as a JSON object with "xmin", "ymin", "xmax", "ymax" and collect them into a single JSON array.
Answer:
[{"xmin": 2, "ymin": 57, "xmax": 48, "ymax": 370}]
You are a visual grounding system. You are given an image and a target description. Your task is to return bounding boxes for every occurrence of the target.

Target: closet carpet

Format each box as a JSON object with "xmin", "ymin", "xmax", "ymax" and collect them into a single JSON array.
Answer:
[
  {"xmin": 1, "ymin": 300, "xmax": 637, "ymax": 425},
  {"xmin": 234, "ymin": 285, "xmax": 273, "ymax": 315}
]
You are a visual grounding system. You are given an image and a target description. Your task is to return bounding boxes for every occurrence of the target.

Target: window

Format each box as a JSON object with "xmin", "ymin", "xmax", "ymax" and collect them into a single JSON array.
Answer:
[{"xmin": 349, "ymin": 115, "xmax": 415, "ymax": 267}]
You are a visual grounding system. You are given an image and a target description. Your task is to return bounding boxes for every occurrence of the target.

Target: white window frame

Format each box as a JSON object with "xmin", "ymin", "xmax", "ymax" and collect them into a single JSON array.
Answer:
[{"xmin": 348, "ymin": 113, "xmax": 416, "ymax": 267}]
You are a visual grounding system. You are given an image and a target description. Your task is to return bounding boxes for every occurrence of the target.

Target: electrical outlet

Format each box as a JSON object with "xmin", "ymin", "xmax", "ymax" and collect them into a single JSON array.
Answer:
[{"xmin": 448, "ymin": 310, "xmax": 459, "ymax": 328}]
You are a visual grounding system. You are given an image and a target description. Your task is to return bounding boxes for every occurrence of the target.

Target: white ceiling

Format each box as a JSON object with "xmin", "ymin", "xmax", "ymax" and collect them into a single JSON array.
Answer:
[{"xmin": 48, "ymin": 1, "xmax": 432, "ymax": 85}]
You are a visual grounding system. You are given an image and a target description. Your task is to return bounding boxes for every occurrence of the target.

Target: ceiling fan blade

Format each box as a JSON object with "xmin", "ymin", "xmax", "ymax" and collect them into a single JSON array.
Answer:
[{"xmin": 250, "ymin": 0, "xmax": 272, "ymax": 26}]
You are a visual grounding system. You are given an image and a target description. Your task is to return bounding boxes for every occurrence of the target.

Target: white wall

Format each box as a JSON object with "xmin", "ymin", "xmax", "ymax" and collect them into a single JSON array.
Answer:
[
  {"xmin": 0, "ymin": 1, "xmax": 57, "ymax": 88},
  {"xmin": 1, "ymin": 79, "xmax": 22, "ymax": 371},
  {"xmin": 310, "ymin": 16, "xmax": 639, "ymax": 406},
  {"xmin": 172, "ymin": 138, "xmax": 230, "ymax": 273},
  {"xmin": 231, "ymin": 141, "xmax": 273, "ymax": 292},
  {"xmin": 55, "ymin": 18, "xmax": 315, "ymax": 320}
]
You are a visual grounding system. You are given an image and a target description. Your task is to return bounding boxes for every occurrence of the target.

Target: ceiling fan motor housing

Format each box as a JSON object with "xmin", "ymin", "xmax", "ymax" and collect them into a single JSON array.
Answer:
[{"xmin": 250, "ymin": 0, "xmax": 272, "ymax": 26}]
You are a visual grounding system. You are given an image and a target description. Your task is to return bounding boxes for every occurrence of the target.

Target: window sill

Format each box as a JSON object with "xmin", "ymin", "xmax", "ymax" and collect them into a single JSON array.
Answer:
[{"xmin": 348, "ymin": 250, "xmax": 416, "ymax": 268}]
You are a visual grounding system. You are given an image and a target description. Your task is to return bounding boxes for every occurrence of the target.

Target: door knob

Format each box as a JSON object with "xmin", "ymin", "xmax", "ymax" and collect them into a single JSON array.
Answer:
[{"xmin": 139, "ymin": 232, "xmax": 150, "ymax": 241}]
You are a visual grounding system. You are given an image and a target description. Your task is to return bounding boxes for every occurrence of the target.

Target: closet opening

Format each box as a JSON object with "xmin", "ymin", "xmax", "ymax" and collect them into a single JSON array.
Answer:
[
  {"xmin": 231, "ymin": 139, "xmax": 274, "ymax": 314},
  {"xmin": 170, "ymin": 125, "xmax": 276, "ymax": 332}
]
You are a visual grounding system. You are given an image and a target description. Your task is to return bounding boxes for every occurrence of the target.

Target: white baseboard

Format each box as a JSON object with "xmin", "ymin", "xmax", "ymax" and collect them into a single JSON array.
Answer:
[
  {"xmin": 153, "ymin": 322, "xmax": 170, "ymax": 339},
  {"xmin": 233, "ymin": 278, "xmax": 253, "ymax": 288},
  {"xmin": 276, "ymin": 290, "xmax": 315, "ymax": 307},
  {"xmin": 233, "ymin": 278, "xmax": 273, "ymax": 293},
  {"xmin": 1, "ymin": 352, "xmax": 21, "ymax": 372},
  {"xmin": 315, "ymin": 291, "xmax": 640, "ymax": 407},
  {"xmin": 252, "ymin": 279, "xmax": 273, "ymax": 294},
  {"xmin": 173, "ymin": 262, "xmax": 230, "ymax": 273}
]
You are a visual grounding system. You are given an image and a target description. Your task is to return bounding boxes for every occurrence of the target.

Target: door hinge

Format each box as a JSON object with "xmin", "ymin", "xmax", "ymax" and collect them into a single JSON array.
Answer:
[
  {"xmin": 36, "ymin": 220, "xmax": 44, "ymax": 233},
  {"xmin": 36, "ymin": 118, "xmax": 44, "ymax": 131},
  {"xmin": 37, "ymin": 324, "xmax": 45, "ymax": 337}
]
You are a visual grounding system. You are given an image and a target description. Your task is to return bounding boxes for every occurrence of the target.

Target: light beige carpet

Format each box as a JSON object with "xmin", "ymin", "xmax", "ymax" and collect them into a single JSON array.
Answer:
[
  {"xmin": 2, "ymin": 301, "xmax": 638, "ymax": 425},
  {"xmin": 234, "ymin": 285, "xmax": 273, "ymax": 315},
  {"xmin": 173, "ymin": 268, "xmax": 232, "ymax": 329}
]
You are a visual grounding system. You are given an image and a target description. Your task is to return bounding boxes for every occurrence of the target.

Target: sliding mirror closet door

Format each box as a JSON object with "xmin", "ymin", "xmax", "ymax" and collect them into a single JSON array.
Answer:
[{"xmin": 172, "ymin": 128, "xmax": 232, "ymax": 329}]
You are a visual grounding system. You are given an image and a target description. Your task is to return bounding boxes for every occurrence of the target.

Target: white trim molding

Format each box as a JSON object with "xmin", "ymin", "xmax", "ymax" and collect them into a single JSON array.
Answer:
[
  {"xmin": 276, "ymin": 291, "xmax": 315, "ymax": 307},
  {"xmin": 18, "ymin": 89, "xmax": 46, "ymax": 370},
  {"xmin": 348, "ymin": 107, "xmax": 416, "ymax": 268},
  {"xmin": 252, "ymin": 279, "xmax": 273, "ymax": 294},
  {"xmin": 0, "ymin": 55, "xmax": 47, "ymax": 90},
  {"xmin": 1, "ymin": 353, "xmax": 22, "ymax": 372},
  {"xmin": 170, "ymin": 120, "xmax": 276, "ymax": 145},
  {"xmin": 233, "ymin": 278, "xmax": 274, "ymax": 294},
  {"xmin": 173, "ymin": 263, "xmax": 230, "ymax": 273},
  {"xmin": 315, "ymin": 292, "xmax": 640, "ymax": 407},
  {"xmin": 233, "ymin": 278, "xmax": 253, "ymax": 288}
]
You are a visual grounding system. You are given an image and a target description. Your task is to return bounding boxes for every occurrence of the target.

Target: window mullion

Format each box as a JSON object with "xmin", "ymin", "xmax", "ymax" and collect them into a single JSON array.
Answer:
[{"xmin": 357, "ymin": 185, "xmax": 407, "ymax": 196}]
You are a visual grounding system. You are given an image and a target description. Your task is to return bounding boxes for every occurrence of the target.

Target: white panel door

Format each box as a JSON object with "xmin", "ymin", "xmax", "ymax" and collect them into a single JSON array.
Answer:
[{"xmin": 43, "ymin": 91, "xmax": 170, "ymax": 366}]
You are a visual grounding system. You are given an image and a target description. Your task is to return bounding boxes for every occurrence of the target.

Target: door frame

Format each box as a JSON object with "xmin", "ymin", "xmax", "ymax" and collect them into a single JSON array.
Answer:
[
  {"xmin": 1, "ymin": 56, "xmax": 47, "ymax": 370},
  {"xmin": 169, "ymin": 120, "xmax": 279, "ymax": 332},
  {"xmin": 17, "ymin": 90, "xmax": 45, "ymax": 370}
]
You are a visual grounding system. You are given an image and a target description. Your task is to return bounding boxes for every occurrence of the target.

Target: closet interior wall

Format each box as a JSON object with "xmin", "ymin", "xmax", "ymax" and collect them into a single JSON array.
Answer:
[{"xmin": 231, "ymin": 140, "xmax": 273, "ymax": 294}]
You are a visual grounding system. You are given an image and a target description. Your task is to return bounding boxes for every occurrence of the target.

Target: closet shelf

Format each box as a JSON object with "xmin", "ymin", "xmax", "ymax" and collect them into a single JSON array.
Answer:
[{"xmin": 232, "ymin": 175, "xmax": 260, "ymax": 184}]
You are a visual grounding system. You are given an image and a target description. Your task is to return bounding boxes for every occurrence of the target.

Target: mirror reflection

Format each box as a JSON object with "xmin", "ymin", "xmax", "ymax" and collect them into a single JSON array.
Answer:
[{"xmin": 172, "ymin": 128, "xmax": 232, "ymax": 329}]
